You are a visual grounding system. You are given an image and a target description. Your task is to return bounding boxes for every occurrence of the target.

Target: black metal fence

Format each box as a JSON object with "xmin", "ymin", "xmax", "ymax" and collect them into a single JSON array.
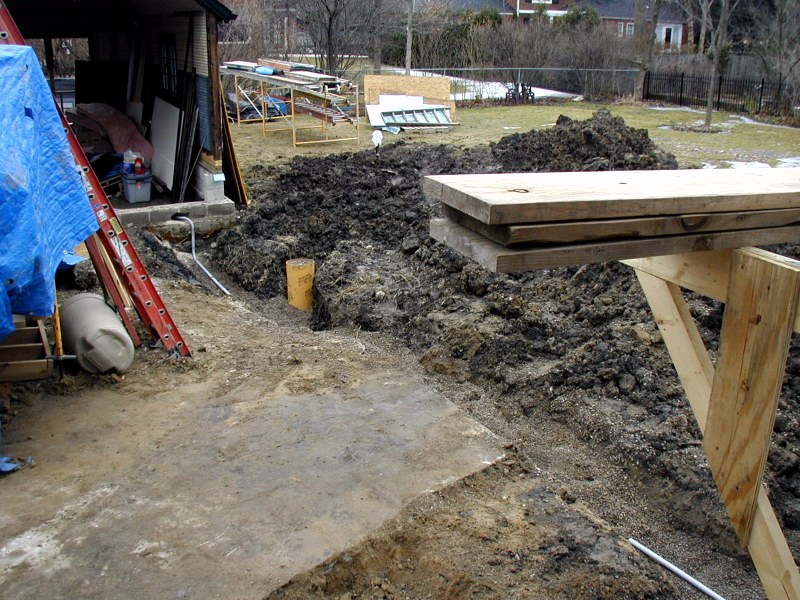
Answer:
[{"xmin": 643, "ymin": 71, "xmax": 797, "ymax": 117}]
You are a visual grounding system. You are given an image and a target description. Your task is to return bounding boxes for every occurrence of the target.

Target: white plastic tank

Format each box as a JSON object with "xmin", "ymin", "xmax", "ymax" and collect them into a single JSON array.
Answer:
[{"xmin": 60, "ymin": 293, "xmax": 135, "ymax": 374}]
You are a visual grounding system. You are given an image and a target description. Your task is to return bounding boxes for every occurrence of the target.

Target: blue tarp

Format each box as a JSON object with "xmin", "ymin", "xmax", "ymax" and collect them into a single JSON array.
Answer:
[{"xmin": 0, "ymin": 46, "xmax": 98, "ymax": 341}]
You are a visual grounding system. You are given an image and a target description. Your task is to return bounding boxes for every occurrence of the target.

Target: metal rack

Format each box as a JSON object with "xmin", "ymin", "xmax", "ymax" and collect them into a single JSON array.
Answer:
[{"xmin": 221, "ymin": 66, "xmax": 360, "ymax": 148}]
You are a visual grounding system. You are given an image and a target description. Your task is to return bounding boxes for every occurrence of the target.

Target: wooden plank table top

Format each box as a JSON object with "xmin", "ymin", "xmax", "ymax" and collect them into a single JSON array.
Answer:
[
  {"xmin": 425, "ymin": 168, "xmax": 800, "ymax": 225},
  {"xmin": 441, "ymin": 204, "xmax": 800, "ymax": 247},
  {"xmin": 430, "ymin": 218, "xmax": 800, "ymax": 273}
]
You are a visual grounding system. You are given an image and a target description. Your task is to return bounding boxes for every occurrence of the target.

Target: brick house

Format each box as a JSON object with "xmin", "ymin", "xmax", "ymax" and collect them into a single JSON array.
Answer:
[
  {"xmin": 450, "ymin": 0, "xmax": 687, "ymax": 47},
  {"xmin": 567, "ymin": 0, "xmax": 688, "ymax": 48}
]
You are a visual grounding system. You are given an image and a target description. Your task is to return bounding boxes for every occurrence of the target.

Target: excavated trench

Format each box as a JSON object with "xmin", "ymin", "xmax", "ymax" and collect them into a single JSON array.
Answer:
[{"xmin": 206, "ymin": 109, "xmax": 800, "ymax": 594}]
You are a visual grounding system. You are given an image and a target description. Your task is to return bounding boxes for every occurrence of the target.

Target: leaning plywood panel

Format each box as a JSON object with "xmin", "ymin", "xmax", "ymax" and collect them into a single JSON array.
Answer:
[
  {"xmin": 424, "ymin": 168, "xmax": 800, "ymax": 225},
  {"xmin": 151, "ymin": 97, "xmax": 181, "ymax": 190}
]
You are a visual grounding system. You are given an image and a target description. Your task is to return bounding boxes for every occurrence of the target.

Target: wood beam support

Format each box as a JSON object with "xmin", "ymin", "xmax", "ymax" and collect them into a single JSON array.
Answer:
[
  {"xmin": 623, "ymin": 248, "xmax": 800, "ymax": 333},
  {"xmin": 706, "ymin": 250, "xmax": 800, "ymax": 546},
  {"xmin": 631, "ymin": 248, "xmax": 800, "ymax": 600},
  {"xmin": 636, "ymin": 272, "xmax": 713, "ymax": 429}
]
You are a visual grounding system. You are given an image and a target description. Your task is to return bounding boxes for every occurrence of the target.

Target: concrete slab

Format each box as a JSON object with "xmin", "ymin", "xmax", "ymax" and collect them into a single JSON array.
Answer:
[
  {"xmin": 0, "ymin": 373, "xmax": 504, "ymax": 599},
  {"xmin": 114, "ymin": 196, "xmax": 236, "ymax": 234}
]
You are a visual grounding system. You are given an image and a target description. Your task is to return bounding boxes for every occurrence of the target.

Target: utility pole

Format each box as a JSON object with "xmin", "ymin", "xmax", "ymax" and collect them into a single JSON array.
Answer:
[
  {"xmin": 405, "ymin": 0, "xmax": 413, "ymax": 75},
  {"xmin": 373, "ymin": 0, "xmax": 383, "ymax": 74}
]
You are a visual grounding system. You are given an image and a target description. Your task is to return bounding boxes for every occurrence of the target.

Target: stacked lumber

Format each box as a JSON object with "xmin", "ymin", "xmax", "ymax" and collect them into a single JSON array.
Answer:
[
  {"xmin": 256, "ymin": 58, "xmax": 348, "ymax": 93},
  {"xmin": 293, "ymin": 97, "xmax": 353, "ymax": 124},
  {"xmin": 0, "ymin": 320, "xmax": 51, "ymax": 382},
  {"xmin": 426, "ymin": 168, "xmax": 800, "ymax": 273}
]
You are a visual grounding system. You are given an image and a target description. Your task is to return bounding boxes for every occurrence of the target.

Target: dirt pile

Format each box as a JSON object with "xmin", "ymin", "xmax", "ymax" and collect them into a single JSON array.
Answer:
[
  {"xmin": 211, "ymin": 108, "xmax": 677, "ymax": 293},
  {"xmin": 212, "ymin": 109, "xmax": 799, "ymax": 558},
  {"xmin": 491, "ymin": 112, "xmax": 678, "ymax": 172}
]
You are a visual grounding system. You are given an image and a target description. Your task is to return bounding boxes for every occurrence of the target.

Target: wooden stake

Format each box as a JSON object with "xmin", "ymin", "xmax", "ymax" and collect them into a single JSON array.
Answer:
[{"xmin": 52, "ymin": 283, "xmax": 64, "ymax": 358}]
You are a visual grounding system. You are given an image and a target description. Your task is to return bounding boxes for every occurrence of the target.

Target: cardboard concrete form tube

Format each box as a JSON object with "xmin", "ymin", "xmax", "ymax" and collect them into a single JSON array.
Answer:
[{"xmin": 286, "ymin": 259, "xmax": 315, "ymax": 310}]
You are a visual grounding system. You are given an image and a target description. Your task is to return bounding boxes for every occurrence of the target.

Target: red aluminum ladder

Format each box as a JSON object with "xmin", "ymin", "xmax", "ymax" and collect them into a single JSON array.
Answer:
[{"xmin": 0, "ymin": 4, "xmax": 190, "ymax": 357}]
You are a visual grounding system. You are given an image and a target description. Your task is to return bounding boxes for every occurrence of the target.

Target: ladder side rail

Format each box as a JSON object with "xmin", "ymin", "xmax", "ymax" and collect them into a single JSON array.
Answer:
[{"xmin": 0, "ymin": 5, "xmax": 190, "ymax": 357}]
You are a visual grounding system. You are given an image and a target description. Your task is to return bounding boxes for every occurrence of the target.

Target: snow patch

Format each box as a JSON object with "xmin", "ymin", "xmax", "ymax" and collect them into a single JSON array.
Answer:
[
  {"xmin": 648, "ymin": 105, "xmax": 704, "ymax": 114},
  {"xmin": 0, "ymin": 530, "xmax": 70, "ymax": 579},
  {"xmin": 381, "ymin": 68, "xmax": 576, "ymax": 101}
]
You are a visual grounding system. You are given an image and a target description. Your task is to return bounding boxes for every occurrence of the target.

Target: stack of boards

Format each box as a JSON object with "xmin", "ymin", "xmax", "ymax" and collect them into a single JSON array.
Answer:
[{"xmin": 426, "ymin": 168, "xmax": 800, "ymax": 273}]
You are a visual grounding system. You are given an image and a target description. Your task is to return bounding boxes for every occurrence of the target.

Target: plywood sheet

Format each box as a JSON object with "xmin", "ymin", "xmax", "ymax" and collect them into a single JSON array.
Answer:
[
  {"xmin": 363, "ymin": 74, "xmax": 455, "ymax": 115},
  {"xmin": 425, "ymin": 168, "xmax": 800, "ymax": 225},
  {"xmin": 151, "ymin": 97, "xmax": 181, "ymax": 190},
  {"xmin": 430, "ymin": 218, "xmax": 800, "ymax": 273}
]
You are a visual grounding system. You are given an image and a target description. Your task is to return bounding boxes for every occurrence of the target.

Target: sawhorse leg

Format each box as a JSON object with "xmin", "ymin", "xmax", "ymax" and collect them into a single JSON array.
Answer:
[{"xmin": 626, "ymin": 248, "xmax": 800, "ymax": 600}]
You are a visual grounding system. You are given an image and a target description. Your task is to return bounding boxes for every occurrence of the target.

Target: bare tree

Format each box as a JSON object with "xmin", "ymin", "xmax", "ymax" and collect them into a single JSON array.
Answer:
[
  {"xmin": 387, "ymin": 2, "xmax": 495, "ymax": 71},
  {"xmin": 372, "ymin": 0, "xmax": 384, "ymax": 73},
  {"xmin": 469, "ymin": 7, "xmax": 628, "ymax": 100},
  {"xmin": 680, "ymin": 0, "xmax": 698, "ymax": 49},
  {"xmin": 560, "ymin": 17, "xmax": 629, "ymax": 98},
  {"xmin": 633, "ymin": 0, "xmax": 664, "ymax": 98},
  {"xmin": 404, "ymin": 0, "xmax": 413, "ymax": 74},
  {"xmin": 364, "ymin": 0, "xmax": 400, "ymax": 73},
  {"xmin": 634, "ymin": 0, "xmax": 648, "ymax": 50},
  {"xmin": 218, "ymin": 0, "xmax": 300, "ymax": 63},
  {"xmin": 641, "ymin": 0, "xmax": 664, "ymax": 92},
  {"xmin": 295, "ymin": 0, "xmax": 378, "ymax": 74},
  {"xmin": 750, "ymin": 0, "xmax": 800, "ymax": 113},
  {"xmin": 699, "ymin": 0, "xmax": 739, "ymax": 126},
  {"xmin": 697, "ymin": 1, "xmax": 708, "ymax": 51},
  {"xmin": 53, "ymin": 39, "xmax": 90, "ymax": 77},
  {"xmin": 471, "ymin": 14, "xmax": 559, "ymax": 102},
  {"xmin": 419, "ymin": 9, "xmax": 472, "ymax": 67},
  {"xmin": 29, "ymin": 38, "xmax": 90, "ymax": 78}
]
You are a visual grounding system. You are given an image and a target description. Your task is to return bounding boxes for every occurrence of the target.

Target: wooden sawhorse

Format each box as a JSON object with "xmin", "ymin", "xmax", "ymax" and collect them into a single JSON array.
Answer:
[
  {"xmin": 625, "ymin": 248, "xmax": 800, "ymax": 599},
  {"xmin": 426, "ymin": 167, "xmax": 800, "ymax": 597}
]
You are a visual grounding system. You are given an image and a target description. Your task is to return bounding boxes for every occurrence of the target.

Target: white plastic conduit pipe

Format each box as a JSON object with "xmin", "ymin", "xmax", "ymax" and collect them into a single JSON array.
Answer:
[
  {"xmin": 628, "ymin": 538, "xmax": 726, "ymax": 600},
  {"xmin": 172, "ymin": 214, "xmax": 231, "ymax": 296}
]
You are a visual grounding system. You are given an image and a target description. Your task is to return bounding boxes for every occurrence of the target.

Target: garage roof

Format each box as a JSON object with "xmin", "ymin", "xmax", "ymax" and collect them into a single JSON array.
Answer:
[{"xmin": 6, "ymin": 0, "xmax": 236, "ymax": 38}]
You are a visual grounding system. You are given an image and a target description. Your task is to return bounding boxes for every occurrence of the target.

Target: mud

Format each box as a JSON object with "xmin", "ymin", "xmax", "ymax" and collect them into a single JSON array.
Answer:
[
  {"xmin": 209, "ymin": 108, "xmax": 800, "ymax": 572},
  {"xmin": 267, "ymin": 463, "xmax": 678, "ymax": 600}
]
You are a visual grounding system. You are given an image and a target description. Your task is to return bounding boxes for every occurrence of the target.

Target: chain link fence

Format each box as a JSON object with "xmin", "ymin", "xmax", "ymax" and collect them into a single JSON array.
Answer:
[{"xmin": 338, "ymin": 66, "xmax": 639, "ymax": 103}]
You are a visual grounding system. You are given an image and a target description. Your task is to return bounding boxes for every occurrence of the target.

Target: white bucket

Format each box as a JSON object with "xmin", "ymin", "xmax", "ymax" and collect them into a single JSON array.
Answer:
[{"xmin": 60, "ymin": 293, "xmax": 135, "ymax": 374}]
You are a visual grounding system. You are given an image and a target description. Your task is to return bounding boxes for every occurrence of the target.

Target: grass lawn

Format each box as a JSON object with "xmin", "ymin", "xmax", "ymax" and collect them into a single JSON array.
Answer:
[{"xmin": 230, "ymin": 100, "xmax": 800, "ymax": 172}]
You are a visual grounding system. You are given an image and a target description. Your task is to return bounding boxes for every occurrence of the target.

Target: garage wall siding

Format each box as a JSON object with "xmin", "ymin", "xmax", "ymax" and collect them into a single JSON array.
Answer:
[
  {"xmin": 147, "ymin": 12, "xmax": 209, "ymax": 77},
  {"xmin": 147, "ymin": 12, "xmax": 214, "ymax": 152}
]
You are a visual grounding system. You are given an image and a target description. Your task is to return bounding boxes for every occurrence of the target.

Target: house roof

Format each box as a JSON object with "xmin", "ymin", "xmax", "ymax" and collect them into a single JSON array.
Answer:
[
  {"xmin": 196, "ymin": 0, "xmax": 237, "ymax": 22},
  {"xmin": 6, "ymin": 0, "xmax": 236, "ymax": 38},
  {"xmin": 572, "ymin": 0, "xmax": 686, "ymax": 23}
]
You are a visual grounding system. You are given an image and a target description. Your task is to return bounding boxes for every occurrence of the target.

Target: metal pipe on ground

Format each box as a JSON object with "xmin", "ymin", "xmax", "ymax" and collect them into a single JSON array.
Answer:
[
  {"xmin": 172, "ymin": 214, "xmax": 231, "ymax": 296},
  {"xmin": 628, "ymin": 538, "xmax": 726, "ymax": 600}
]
